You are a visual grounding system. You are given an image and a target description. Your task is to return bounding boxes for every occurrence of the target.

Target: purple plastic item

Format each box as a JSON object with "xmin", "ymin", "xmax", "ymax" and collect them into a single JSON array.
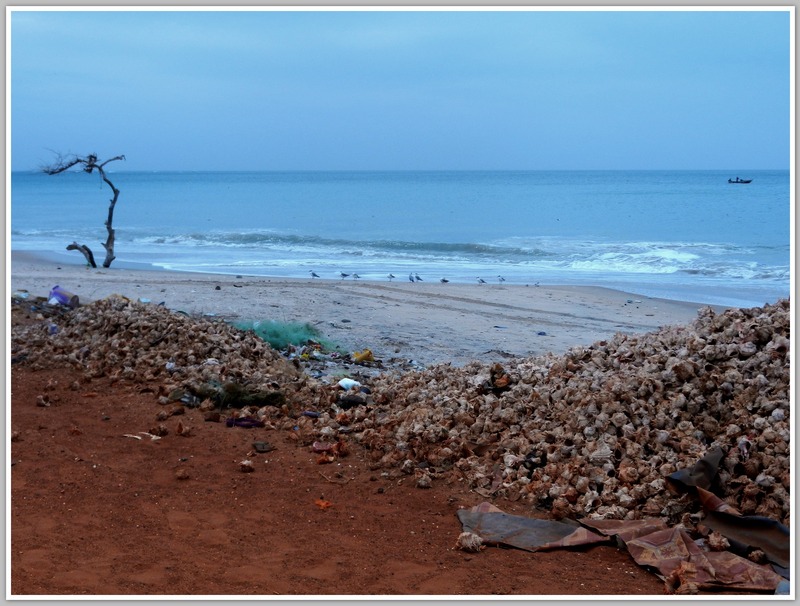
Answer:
[
  {"xmin": 225, "ymin": 417, "xmax": 265, "ymax": 428},
  {"xmin": 49, "ymin": 285, "xmax": 80, "ymax": 308}
]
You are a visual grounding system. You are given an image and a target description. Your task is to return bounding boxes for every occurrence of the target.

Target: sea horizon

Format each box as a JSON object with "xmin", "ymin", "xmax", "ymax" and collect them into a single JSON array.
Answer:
[{"xmin": 10, "ymin": 168, "xmax": 791, "ymax": 309}]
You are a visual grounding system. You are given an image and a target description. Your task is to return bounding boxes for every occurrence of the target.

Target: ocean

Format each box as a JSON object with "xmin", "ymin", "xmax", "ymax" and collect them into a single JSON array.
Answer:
[{"xmin": 9, "ymin": 169, "xmax": 791, "ymax": 308}]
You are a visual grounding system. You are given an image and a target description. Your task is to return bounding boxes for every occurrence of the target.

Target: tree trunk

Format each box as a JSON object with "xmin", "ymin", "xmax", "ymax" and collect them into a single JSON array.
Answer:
[{"xmin": 99, "ymin": 172, "xmax": 120, "ymax": 268}]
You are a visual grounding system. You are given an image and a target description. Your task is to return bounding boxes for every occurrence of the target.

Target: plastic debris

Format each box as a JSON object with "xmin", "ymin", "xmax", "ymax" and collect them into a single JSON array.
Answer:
[
  {"xmin": 123, "ymin": 432, "xmax": 160, "ymax": 441},
  {"xmin": 312, "ymin": 441, "xmax": 333, "ymax": 453},
  {"xmin": 225, "ymin": 416, "xmax": 265, "ymax": 428},
  {"xmin": 48, "ymin": 285, "xmax": 79, "ymax": 308},
  {"xmin": 353, "ymin": 349, "xmax": 374, "ymax": 363},
  {"xmin": 337, "ymin": 378, "xmax": 361, "ymax": 390},
  {"xmin": 457, "ymin": 502, "xmax": 607, "ymax": 552}
]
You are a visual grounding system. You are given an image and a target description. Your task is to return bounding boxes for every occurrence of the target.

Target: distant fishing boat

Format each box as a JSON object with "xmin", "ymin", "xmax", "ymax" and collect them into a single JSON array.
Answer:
[{"xmin": 728, "ymin": 177, "xmax": 752, "ymax": 184}]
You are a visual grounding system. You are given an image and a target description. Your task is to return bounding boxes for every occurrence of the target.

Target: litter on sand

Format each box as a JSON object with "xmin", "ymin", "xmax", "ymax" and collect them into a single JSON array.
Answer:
[{"xmin": 456, "ymin": 502, "xmax": 607, "ymax": 552}]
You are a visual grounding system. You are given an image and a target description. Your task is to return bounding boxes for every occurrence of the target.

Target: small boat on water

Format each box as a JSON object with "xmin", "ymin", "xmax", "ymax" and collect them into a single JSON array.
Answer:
[{"xmin": 728, "ymin": 177, "xmax": 752, "ymax": 184}]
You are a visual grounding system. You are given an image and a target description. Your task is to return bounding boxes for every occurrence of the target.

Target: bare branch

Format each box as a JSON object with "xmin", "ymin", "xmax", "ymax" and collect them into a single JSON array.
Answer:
[
  {"xmin": 41, "ymin": 153, "xmax": 83, "ymax": 175},
  {"xmin": 66, "ymin": 242, "xmax": 97, "ymax": 268},
  {"xmin": 98, "ymin": 154, "xmax": 126, "ymax": 169}
]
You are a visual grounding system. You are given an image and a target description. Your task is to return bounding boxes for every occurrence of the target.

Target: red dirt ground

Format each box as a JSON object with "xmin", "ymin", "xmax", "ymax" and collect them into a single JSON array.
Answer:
[{"xmin": 10, "ymin": 364, "xmax": 679, "ymax": 598}]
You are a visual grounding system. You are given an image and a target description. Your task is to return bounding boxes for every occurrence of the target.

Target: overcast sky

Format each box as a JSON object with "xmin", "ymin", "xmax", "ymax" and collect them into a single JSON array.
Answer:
[{"xmin": 9, "ymin": 8, "xmax": 792, "ymax": 171}]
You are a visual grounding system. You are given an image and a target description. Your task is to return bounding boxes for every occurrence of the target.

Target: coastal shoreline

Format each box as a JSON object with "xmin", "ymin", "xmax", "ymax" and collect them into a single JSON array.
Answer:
[{"xmin": 10, "ymin": 249, "xmax": 730, "ymax": 367}]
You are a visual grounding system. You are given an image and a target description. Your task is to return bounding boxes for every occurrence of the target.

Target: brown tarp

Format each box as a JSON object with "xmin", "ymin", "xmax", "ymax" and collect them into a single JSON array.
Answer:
[
  {"xmin": 456, "ymin": 502, "xmax": 609, "ymax": 552},
  {"xmin": 580, "ymin": 518, "xmax": 669, "ymax": 543},
  {"xmin": 625, "ymin": 527, "xmax": 784, "ymax": 592},
  {"xmin": 664, "ymin": 445, "xmax": 724, "ymax": 494},
  {"xmin": 458, "ymin": 503, "xmax": 785, "ymax": 593}
]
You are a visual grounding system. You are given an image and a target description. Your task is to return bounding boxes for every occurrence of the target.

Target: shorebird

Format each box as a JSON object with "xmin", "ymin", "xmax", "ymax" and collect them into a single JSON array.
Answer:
[
  {"xmin": 440, "ymin": 278, "xmax": 449, "ymax": 283},
  {"xmin": 409, "ymin": 273, "xmax": 415, "ymax": 283},
  {"xmin": 353, "ymin": 273, "xmax": 360, "ymax": 280},
  {"xmin": 498, "ymin": 275, "xmax": 506, "ymax": 284},
  {"xmin": 339, "ymin": 272, "xmax": 350, "ymax": 280},
  {"xmin": 309, "ymin": 270, "xmax": 320, "ymax": 279},
  {"xmin": 387, "ymin": 273, "xmax": 396, "ymax": 281},
  {"xmin": 477, "ymin": 277, "xmax": 486, "ymax": 285},
  {"xmin": 415, "ymin": 273, "xmax": 423, "ymax": 282}
]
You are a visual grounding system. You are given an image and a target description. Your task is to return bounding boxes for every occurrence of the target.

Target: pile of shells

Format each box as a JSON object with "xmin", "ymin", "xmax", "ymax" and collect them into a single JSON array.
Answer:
[
  {"xmin": 11, "ymin": 294, "xmax": 791, "ymax": 527},
  {"xmin": 10, "ymin": 295, "xmax": 325, "ymax": 408},
  {"xmin": 325, "ymin": 300, "xmax": 792, "ymax": 526}
]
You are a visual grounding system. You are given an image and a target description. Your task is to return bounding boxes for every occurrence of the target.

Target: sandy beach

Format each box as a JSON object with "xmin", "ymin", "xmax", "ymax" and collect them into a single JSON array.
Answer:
[{"xmin": 10, "ymin": 250, "xmax": 726, "ymax": 368}]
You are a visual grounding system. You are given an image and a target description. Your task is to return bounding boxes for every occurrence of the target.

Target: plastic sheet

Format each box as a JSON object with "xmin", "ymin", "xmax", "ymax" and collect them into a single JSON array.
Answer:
[{"xmin": 456, "ymin": 502, "xmax": 608, "ymax": 552}]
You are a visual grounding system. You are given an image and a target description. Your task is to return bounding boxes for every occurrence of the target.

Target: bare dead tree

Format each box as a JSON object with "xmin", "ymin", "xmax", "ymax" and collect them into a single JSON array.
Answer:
[{"xmin": 42, "ymin": 152, "xmax": 126, "ymax": 268}]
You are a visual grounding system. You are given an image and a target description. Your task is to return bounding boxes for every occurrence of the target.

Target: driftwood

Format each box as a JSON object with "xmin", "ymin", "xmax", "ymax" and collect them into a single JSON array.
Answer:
[
  {"xmin": 43, "ymin": 153, "xmax": 125, "ymax": 268},
  {"xmin": 66, "ymin": 241, "xmax": 97, "ymax": 268}
]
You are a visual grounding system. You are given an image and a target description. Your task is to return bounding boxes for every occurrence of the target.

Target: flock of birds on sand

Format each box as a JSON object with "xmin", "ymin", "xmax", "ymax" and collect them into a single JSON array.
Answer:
[{"xmin": 307, "ymin": 270, "xmax": 535, "ymax": 286}]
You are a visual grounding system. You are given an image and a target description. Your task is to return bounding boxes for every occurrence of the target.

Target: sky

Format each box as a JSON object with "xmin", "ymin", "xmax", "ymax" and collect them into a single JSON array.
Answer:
[{"xmin": 8, "ymin": 7, "xmax": 793, "ymax": 172}]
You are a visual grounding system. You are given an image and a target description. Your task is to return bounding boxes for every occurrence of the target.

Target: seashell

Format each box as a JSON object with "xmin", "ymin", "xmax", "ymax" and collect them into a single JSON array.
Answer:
[
  {"xmin": 617, "ymin": 462, "xmax": 639, "ymax": 484},
  {"xmin": 574, "ymin": 476, "xmax": 590, "ymax": 493},
  {"xmin": 594, "ymin": 505, "xmax": 627, "ymax": 520},
  {"xmin": 400, "ymin": 459, "xmax": 415, "ymax": 475},
  {"xmin": 239, "ymin": 459, "xmax": 255, "ymax": 473},
  {"xmin": 615, "ymin": 487, "xmax": 635, "ymax": 508},
  {"xmin": 563, "ymin": 486, "xmax": 579, "ymax": 504},
  {"xmin": 455, "ymin": 531, "xmax": 484, "ymax": 552},
  {"xmin": 765, "ymin": 335, "xmax": 790, "ymax": 356},
  {"xmin": 742, "ymin": 457, "xmax": 762, "ymax": 480},
  {"xmin": 416, "ymin": 471, "xmax": 432, "ymax": 489},
  {"xmin": 653, "ymin": 430, "xmax": 670, "ymax": 444},
  {"xmin": 754, "ymin": 473, "xmax": 775, "ymax": 488},
  {"xmin": 550, "ymin": 497, "xmax": 572, "ymax": 520},
  {"xmin": 737, "ymin": 341, "xmax": 757, "ymax": 357},
  {"xmin": 578, "ymin": 490, "xmax": 601, "ymax": 512},
  {"xmin": 610, "ymin": 412, "xmax": 628, "ymax": 428}
]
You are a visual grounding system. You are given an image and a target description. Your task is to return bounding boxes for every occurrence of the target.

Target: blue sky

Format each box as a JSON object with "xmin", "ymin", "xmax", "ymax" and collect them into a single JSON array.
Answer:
[{"xmin": 9, "ymin": 8, "xmax": 792, "ymax": 171}]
